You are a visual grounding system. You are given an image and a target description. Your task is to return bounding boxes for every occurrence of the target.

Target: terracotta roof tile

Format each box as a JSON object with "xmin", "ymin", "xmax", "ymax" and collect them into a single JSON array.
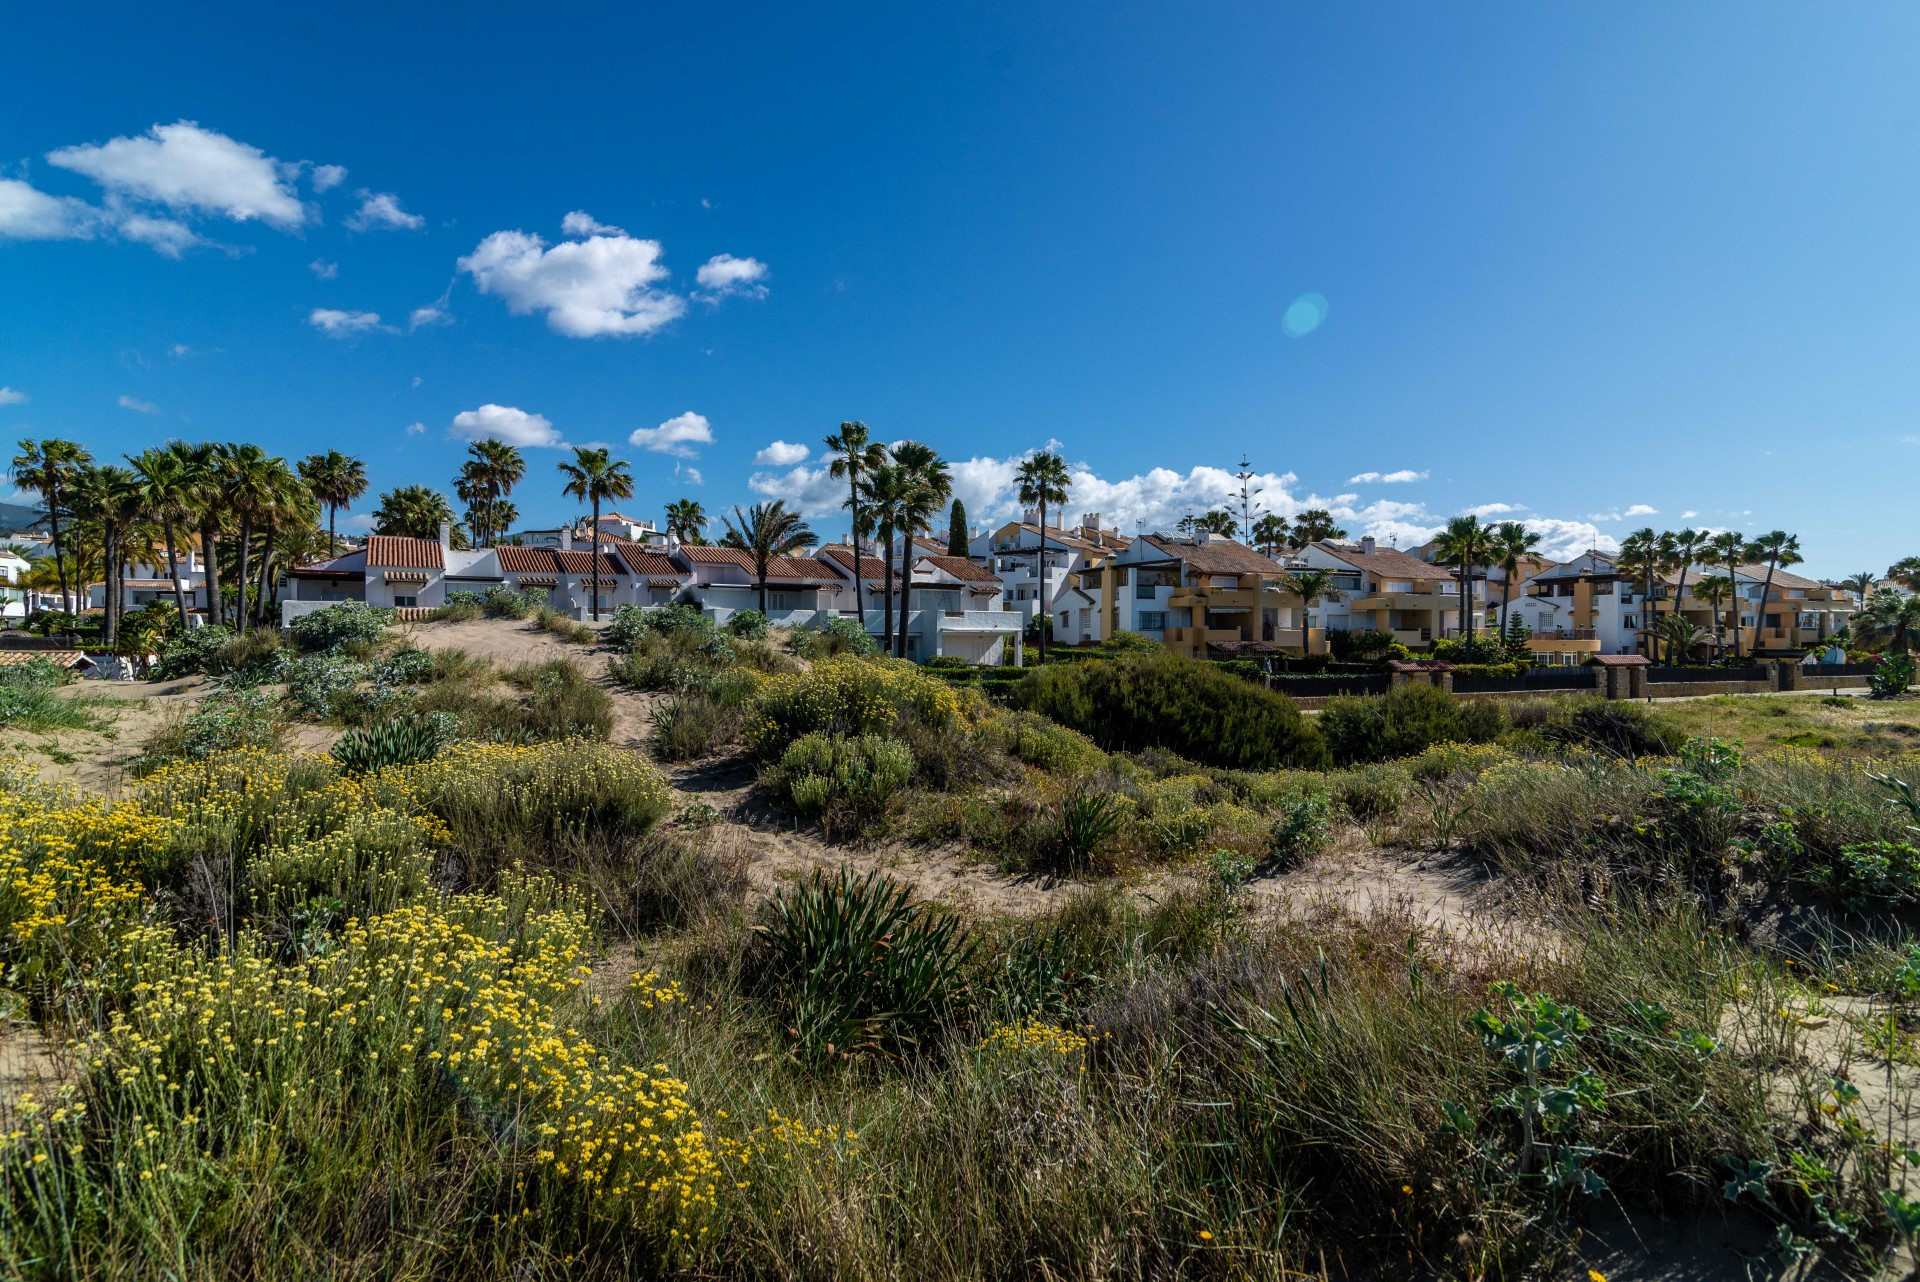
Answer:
[
  {"xmin": 821, "ymin": 545, "xmax": 890, "ymax": 579},
  {"xmin": 1310, "ymin": 541, "xmax": 1441, "ymax": 581},
  {"xmin": 496, "ymin": 545, "xmax": 556, "ymax": 573},
  {"xmin": 920, "ymin": 554, "xmax": 1001, "ymax": 584},
  {"xmin": 365, "ymin": 535, "xmax": 445, "ymax": 570},
  {"xmin": 553, "ymin": 549, "xmax": 625, "ymax": 576},
  {"xmin": 676, "ymin": 545, "xmax": 755, "ymax": 566},
  {"xmin": 1143, "ymin": 535, "xmax": 1287, "ymax": 577}
]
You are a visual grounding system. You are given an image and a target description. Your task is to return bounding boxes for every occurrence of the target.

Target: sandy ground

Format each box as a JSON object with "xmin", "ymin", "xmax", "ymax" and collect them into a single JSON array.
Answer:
[{"xmin": 24, "ymin": 676, "xmax": 215, "ymax": 795}]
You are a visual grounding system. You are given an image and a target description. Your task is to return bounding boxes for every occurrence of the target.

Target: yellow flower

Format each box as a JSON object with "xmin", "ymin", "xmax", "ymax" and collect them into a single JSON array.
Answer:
[{"xmin": 1199, "ymin": 1230, "xmax": 1214, "ymax": 1241}]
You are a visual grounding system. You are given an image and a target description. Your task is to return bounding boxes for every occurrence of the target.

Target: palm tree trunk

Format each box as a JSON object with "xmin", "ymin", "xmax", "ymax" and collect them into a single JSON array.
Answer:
[
  {"xmin": 235, "ymin": 515, "xmax": 253, "ymax": 635},
  {"xmin": 102, "ymin": 528, "xmax": 117, "ymax": 648},
  {"xmin": 1458, "ymin": 566, "xmax": 1469, "ymax": 641},
  {"xmin": 200, "ymin": 520, "xmax": 224, "ymax": 629},
  {"xmin": 257, "ymin": 522, "xmax": 277, "ymax": 629},
  {"xmin": 848, "ymin": 479, "xmax": 865, "ymax": 621},
  {"xmin": 880, "ymin": 529, "xmax": 895, "ymax": 653},
  {"xmin": 46, "ymin": 485, "xmax": 69, "ymax": 611},
  {"xmin": 758, "ymin": 560, "xmax": 770, "ymax": 614},
  {"xmin": 1757, "ymin": 564, "xmax": 1779, "ymax": 655},
  {"xmin": 327, "ymin": 503, "xmax": 338, "ymax": 558},
  {"xmin": 896, "ymin": 529, "xmax": 913, "ymax": 658},
  {"xmin": 164, "ymin": 523, "xmax": 189, "ymax": 632},
  {"xmin": 1500, "ymin": 578, "xmax": 1513, "ymax": 641},
  {"xmin": 590, "ymin": 498, "xmax": 602, "ymax": 621},
  {"xmin": 1037, "ymin": 501, "xmax": 1050, "ymax": 663}
]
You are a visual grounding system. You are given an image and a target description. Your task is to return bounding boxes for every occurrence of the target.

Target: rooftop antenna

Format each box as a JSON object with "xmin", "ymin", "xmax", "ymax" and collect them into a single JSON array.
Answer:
[{"xmin": 1234, "ymin": 455, "xmax": 1255, "ymax": 545}]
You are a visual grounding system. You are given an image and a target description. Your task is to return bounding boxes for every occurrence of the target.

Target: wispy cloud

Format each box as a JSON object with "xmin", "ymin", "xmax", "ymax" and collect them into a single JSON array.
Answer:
[
  {"xmin": 117, "ymin": 394, "xmax": 160, "ymax": 415},
  {"xmin": 1346, "ymin": 469, "xmax": 1428, "ymax": 485}
]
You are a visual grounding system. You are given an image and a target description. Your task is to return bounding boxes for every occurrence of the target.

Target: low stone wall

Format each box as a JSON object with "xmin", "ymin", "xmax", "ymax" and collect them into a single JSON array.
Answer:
[{"xmin": 1643, "ymin": 678, "xmax": 1771, "ymax": 698}]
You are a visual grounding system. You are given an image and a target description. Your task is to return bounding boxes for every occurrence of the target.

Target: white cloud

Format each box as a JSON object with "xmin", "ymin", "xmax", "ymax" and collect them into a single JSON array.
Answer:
[
  {"xmin": 117, "ymin": 395, "xmax": 159, "ymax": 415},
  {"xmin": 694, "ymin": 253, "xmax": 769, "ymax": 300},
  {"xmin": 1681, "ymin": 510, "xmax": 1699, "ymax": 519},
  {"xmin": 560, "ymin": 210, "xmax": 624, "ymax": 237},
  {"xmin": 310, "ymin": 258, "xmax": 338, "ymax": 279},
  {"xmin": 747, "ymin": 464, "xmax": 847, "ymax": 515},
  {"xmin": 1346, "ymin": 469, "xmax": 1428, "ymax": 485},
  {"xmin": 344, "ymin": 511, "xmax": 377, "ymax": 532},
  {"xmin": 683, "ymin": 466, "xmax": 704, "ymax": 486},
  {"xmin": 0, "ymin": 178, "xmax": 99, "ymax": 242},
  {"xmin": 629, "ymin": 411, "xmax": 712, "ymax": 458},
  {"xmin": 0, "ymin": 387, "xmax": 26, "ymax": 405},
  {"xmin": 449, "ymin": 404, "xmax": 562, "ymax": 448},
  {"xmin": 346, "ymin": 190, "xmax": 423, "ymax": 232},
  {"xmin": 310, "ymin": 164, "xmax": 348, "ymax": 193},
  {"xmin": 308, "ymin": 308, "xmax": 390, "ymax": 337},
  {"xmin": 410, "ymin": 376, "xmax": 422, "ymax": 388},
  {"xmin": 114, "ymin": 210, "xmax": 199, "ymax": 256},
  {"xmin": 1464, "ymin": 502, "xmax": 1525, "ymax": 517},
  {"xmin": 1622, "ymin": 503, "xmax": 1658, "ymax": 517},
  {"xmin": 459, "ymin": 224, "xmax": 685, "ymax": 338},
  {"xmin": 409, "ymin": 303, "xmax": 451, "ymax": 330},
  {"xmin": 405, "ymin": 421, "xmax": 426, "ymax": 436},
  {"xmin": 47, "ymin": 121, "xmax": 306, "ymax": 229},
  {"xmin": 1512, "ymin": 518, "xmax": 1617, "ymax": 560},
  {"xmin": 754, "ymin": 440, "xmax": 809, "ymax": 466}
]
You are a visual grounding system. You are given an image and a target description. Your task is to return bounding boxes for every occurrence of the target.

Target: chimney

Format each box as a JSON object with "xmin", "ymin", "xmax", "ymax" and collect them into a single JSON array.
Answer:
[
  {"xmin": 560, "ymin": 527, "xmax": 573, "ymax": 551},
  {"xmin": 438, "ymin": 521, "xmax": 452, "ymax": 552},
  {"xmin": 1195, "ymin": 531, "xmax": 1212, "ymax": 546},
  {"xmin": 1081, "ymin": 512, "xmax": 1101, "ymax": 532},
  {"xmin": 1360, "ymin": 536, "xmax": 1377, "ymax": 554},
  {"xmin": 665, "ymin": 529, "xmax": 680, "ymax": 552}
]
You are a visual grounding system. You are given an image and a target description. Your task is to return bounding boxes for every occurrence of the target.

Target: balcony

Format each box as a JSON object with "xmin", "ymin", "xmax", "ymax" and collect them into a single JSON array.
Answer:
[
  {"xmin": 937, "ymin": 609, "xmax": 1022, "ymax": 634},
  {"xmin": 1352, "ymin": 592, "xmax": 1461, "ymax": 612}
]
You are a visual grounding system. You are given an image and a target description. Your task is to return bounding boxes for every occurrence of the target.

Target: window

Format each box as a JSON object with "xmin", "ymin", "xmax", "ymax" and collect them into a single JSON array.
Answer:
[
  {"xmin": 1079, "ymin": 608, "xmax": 1091, "ymax": 627},
  {"xmin": 1138, "ymin": 611, "xmax": 1168, "ymax": 631},
  {"xmin": 1622, "ymin": 614, "xmax": 1639, "ymax": 629},
  {"xmin": 394, "ymin": 595, "xmax": 417, "ymax": 608},
  {"xmin": 322, "ymin": 592, "xmax": 348, "ymax": 603}
]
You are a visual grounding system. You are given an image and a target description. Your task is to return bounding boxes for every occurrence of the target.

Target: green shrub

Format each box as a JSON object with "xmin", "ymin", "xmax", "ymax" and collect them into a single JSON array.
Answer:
[
  {"xmin": 1871, "ymin": 653, "xmax": 1916, "ymax": 700},
  {"xmin": 0, "ymin": 656, "xmax": 105, "ymax": 732},
  {"xmin": 771, "ymin": 733, "xmax": 913, "ymax": 827},
  {"xmin": 481, "ymin": 585, "xmax": 541, "ymax": 618},
  {"xmin": 1016, "ymin": 652, "xmax": 1328, "ymax": 770},
  {"xmin": 1511, "ymin": 695, "xmax": 1676, "ymax": 759},
  {"xmin": 247, "ymin": 809, "xmax": 437, "ymax": 924},
  {"xmin": 756, "ymin": 868, "xmax": 976, "ymax": 1063},
  {"xmin": 331, "ymin": 719, "xmax": 448, "ymax": 775},
  {"xmin": 1327, "ymin": 764, "xmax": 1408, "ymax": 822},
  {"xmin": 607, "ymin": 602, "xmax": 713, "ymax": 651},
  {"xmin": 982, "ymin": 710, "xmax": 1107, "ymax": 775},
  {"xmin": 745, "ymin": 658, "xmax": 961, "ymax": 755},
  {"xmin": 1812, "ymin": 841, "xmax": 1920, "ymax": 909},
  {"xmin": 502, "ymin": 659, "xmax": 614, "ymax": 740},
  {"xmin": 1268, "ymin": 795, "xmax": 1331, "ymax": 867},
  {"xmin": 140, "ymin": 689, "xmax": 284, "ymax": 771},
  {"xmin": 151, "ymin": 624, "xmax": 235, "ymax": 679},
  {"xmin": 214, "ymin": 629, "xmax": 289, "ymax": 688},
  {"xmin": 1320, "ymin": 682, "xmax": 1505, "ymax": 765},
  {"xmin": 1326, "ymin": 628, "xmax": 1410, "ymax": 664},
  {"xmin": 793, "ymin": 615, "xmax": 877, "ymax": 659},
  {"xmin": 726, "ymin": 608, "xmax": 770, "ymax": 639},
  {"xmin": 284, "ymin": 654, "xmax": 371, "ymax": 719},
  {"xmin": 373, "ymin": 647, "xmax": 435, "ymax": 685},
  {"xmin": 288, "ymin": 602, "xmax": 394, "ymax": 653}
]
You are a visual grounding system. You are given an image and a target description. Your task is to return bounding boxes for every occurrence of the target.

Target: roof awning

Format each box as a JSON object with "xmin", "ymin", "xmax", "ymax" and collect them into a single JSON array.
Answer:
[
  {"xmin": 383, "ymin": 571, "xmax": 428, "ymax": 584},
  {"xmin": 515, "ymin": 576, "xmax": 558, "ymax": 588},
  {"xmin": 647, "ymin": 577, "xmax": 682, "ymax": 589}
]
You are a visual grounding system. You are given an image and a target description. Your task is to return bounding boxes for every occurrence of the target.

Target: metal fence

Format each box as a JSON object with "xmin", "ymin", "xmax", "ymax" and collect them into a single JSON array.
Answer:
[
  {"xmin": 1453, "ymin": 668, "xmax": 1596, "ymax": 693},
  {"xmin": 0, "ymin": 633, "xmax": 82, "ymax": 650},
  {"xmin": 1647, "ymin": 665, "xmax": 1767, "ymax": 684}
]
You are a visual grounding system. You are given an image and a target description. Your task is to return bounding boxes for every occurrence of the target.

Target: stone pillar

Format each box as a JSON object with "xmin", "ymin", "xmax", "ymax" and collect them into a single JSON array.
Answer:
[
  {"xmin": 1767, "ymin": 662, "xmax": 1785, "ymax": 693},
  {"xmin": 1628, "ymin": 664, "xmax": 1647, "ymax": 700},
  {"xmin": 1594, "ymin": 665, "xmax": 1612, "ymax": 698}
]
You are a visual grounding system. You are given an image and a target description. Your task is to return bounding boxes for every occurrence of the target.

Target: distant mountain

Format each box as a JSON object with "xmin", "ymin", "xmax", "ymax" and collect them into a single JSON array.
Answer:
[{"xmin": 0, "ymin": 500, "xmax": 49, "ymax": 533}]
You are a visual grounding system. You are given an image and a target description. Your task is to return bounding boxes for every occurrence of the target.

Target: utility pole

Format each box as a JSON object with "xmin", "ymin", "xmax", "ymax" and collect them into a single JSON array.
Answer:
[{"xmin": 1234, "ymin": 455, "xmax": 1255, "ymax": 545}]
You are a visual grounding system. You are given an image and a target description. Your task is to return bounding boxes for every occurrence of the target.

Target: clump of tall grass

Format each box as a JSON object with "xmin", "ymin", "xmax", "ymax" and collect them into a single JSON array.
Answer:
[{"xmin": 0, "ymin": 656, "xmax": 106, "ymax": 732}]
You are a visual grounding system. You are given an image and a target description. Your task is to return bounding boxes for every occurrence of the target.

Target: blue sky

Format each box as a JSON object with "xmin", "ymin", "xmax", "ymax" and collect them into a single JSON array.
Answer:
[{"xmin": 3, "ymin": 2, "xmax": 1918, "ymax": 575}]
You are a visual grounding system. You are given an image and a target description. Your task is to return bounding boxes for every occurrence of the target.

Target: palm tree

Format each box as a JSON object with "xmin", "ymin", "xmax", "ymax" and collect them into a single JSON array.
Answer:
[
  {"xmin": 1701, "ymin": 531, "xmax": 1750, "ymax": 657},
  {"xmin": 719, "ymin": 501, "xmax": 818, "ymax": 614},
  {"xmin": 128, "ymin": 446, "xmax": 197, "ymax": 631},
  {"xmin": 1889, "ymin": 557, "xmax": 1920, "ymax": 593},
  {"xmin": 175, "ymin": 442, "xmax": 228, "ymax": 627},
  {"xmin": 1653, "ymin": 612, "xmax": 1710, "ymax": 664},
  {"xmin": 1431, "ymin": 514, "xmax": 1489, "ymax": 642},
  {"xmin": 664, "ymin": 498, "xmax": 707, "ymax": 545},
  {"xmin": 1692, "ymin": 574, "xmax": 1736, "ymax": 656},
  {"xmin": 1289, "ymin": 509, "xmax": 1346, "ymax": 548},
  {"xmin": 460, "ymin": 440, "xmax": 524, "ymax": 548},
  {"xmin": 1015, "ymin": 450, "xmax": 1070, "ymax": 662},
  {"xmin": 860, "ymin": 463, "xmax": 907, "ymax": 652},
  {"xmin": 1618, "ymin": 528, "xmax": 1671, "ymax": 658},
  {"xmin": 69, "ymin": 463, "xmax": 144, "ymax": 646},
  {"xmin": 1841, "ymin": 571, "xmax": 1878, "ymax": 613},
  {"xmin": 253, "ymin": 460, "xmax": 316, "ymax": 628},
  {"xmin": 297, "ymin": 450, "xmax": 368, "ymax": 557},
  {"xmin": 1664, "ymin": 528, "xmax": 1705, "ymax": 636},
  {"xmin": 1855, "ymin": 592, "xmax": 1920, "ymax": 655},
  {"xmin": 826, "ymin": 421, "xmax": 887, "ymax": 625},
  {"xmin": 1748, "ymin": 530, "xmax": 1802, "ymax": 653},
  {"xmin": 371, "ymin": 485, "xmax": 454, "ymax": 539},
  {"xmin": 890, "ymin": 442, "xmax": 952, "ymax": 658},
  {"xmin": 1186, "ymin": 509, "xmax": 1237, "ymax": 537},
  {"xmin": 1251, "ymin": 513, "xmax": 1290, "ymax": 557},
  {"xmin": 219, "ymin": 444, "xmax": 292, "ymax": 635},
  {"xmin": 1279, "ymin": 569, "xmax": 1343, "ymax": 645},
  {"xmin": 557, "ymin": 446, "xmax": 634, "ymax": 621},
  {"xmin": 1490, "ymin": 521, "xmax": 1543, "ymax": 641},
  {"xmin": 9, "ymin": 437, "xmax": 92, "ymax": 611}
]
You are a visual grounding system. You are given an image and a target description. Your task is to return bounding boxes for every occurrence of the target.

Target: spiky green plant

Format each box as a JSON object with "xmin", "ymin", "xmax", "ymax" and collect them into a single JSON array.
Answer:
[
  {"xmin": 331, "ymin": 719, "xmax": 446, "ymax": 774},
  {"xmin": 757, "ymin": 868, "xmax": 976, "ymax": 1064}
]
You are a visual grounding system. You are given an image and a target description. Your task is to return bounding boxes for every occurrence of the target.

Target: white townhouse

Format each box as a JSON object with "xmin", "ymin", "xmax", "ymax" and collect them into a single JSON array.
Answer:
[
  {"xmin": 967, "ymin": 514, "xmax": 1131, "ymax": 631},
  {"xmin": 671, "ymin": 545, "xmax": 846, "ymax": 624},
  {"xmin": 0, "ymin": 548, "xmax": 29, "ymax": 620},
  {"xmin": 816, "ymin": 543, "xmax": 1025, "ymax": 663},
  {"xmin": 87, "ymin": 547, "xmax": 214, "ymax": 617}
]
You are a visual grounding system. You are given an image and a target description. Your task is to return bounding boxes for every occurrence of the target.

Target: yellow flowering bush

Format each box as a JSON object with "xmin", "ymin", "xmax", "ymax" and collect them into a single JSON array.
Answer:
[
  {"xmin": 743, "ymin": 657, "xmax": 961, "ymax": 754},
  {"xmin": 975, "ymin": 1017, "xmax": 1094, "ymax": 1061}
]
